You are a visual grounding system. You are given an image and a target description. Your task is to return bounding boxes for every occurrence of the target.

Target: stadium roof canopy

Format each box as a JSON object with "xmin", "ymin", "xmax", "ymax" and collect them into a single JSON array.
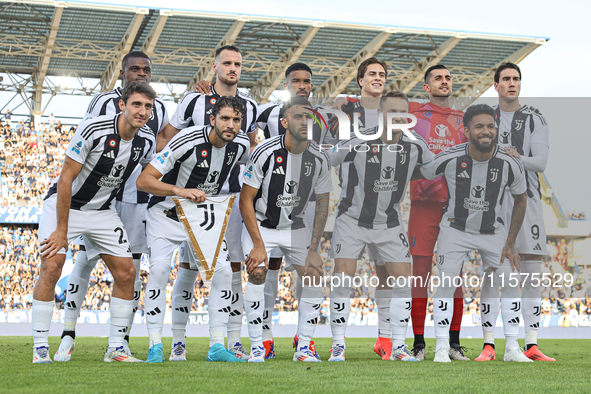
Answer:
[{"xmin": 0, "ymin": 0, "xmax": 548, "ymax": 117}]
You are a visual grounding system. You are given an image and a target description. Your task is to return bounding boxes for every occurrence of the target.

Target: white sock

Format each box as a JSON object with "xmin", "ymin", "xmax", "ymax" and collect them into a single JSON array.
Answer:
[
  {"xmin": 145, "ymin": 261, "xmax": 170, "ymax": 347},
  {"xmin": 227, "ymin": 271, "xmax": 243, "ymax": 347},
  {"xmin": 64, "ymin": 251, "xmax": 97, "ymax": 330},
  {"xmin": 295, "ymin": 272, "xmax": 303, "ymax": 302},
  {"xmin": 128, "ymin": 258, "xmax": 142, "ymax": 337},
  {"xmin": 108, "ymin": 297, "xmax": 133, "ymax": 348},
  {"xmin": 521, "ymin": 260, "xmax": 542, "ymax": 345},
  {"xmin": 32, "ymin": 299, "xmax": 54, "ymax": 348},
  {"xmin": 497, "ymin": 265, "xmax": 521, "ymax": 351},
  {"xmin": 434, "ymin": 297, "xmax": 453, "ymax": 351},
  {"xmin": 297, "ymin": 285, "xmax": 323, "ymax": 350},
  {"xmin": 501, "ymin": 297, "xmax": 521, "ymax": 351},
  {"xmin": 330, "ymin": 273, "xmax": 351, "ymax": 345},
  {"xmin": 244, "ymin": 281, "xmax": 265, "ymax": 348},
  {"xmin": 171, "ymin": 266, "xmax": 198, "ymax": 346},
  {"xmin": 390, "ymin": 280, "xmax": 412, "ymax": 348},
  {"xmin": 480, "ymin": 268, "xmax": 500, "ymax": 345},
  {"xmin": 375, "ymin": 288, "xmax": 392, "ymax": 339},
  {"xmin": 263, "ymin": 269, "xmax": 279, "ymax": 340},
  {"xmin": 208, "ymin": 264, "xmax": 232, "ymax": 347}
]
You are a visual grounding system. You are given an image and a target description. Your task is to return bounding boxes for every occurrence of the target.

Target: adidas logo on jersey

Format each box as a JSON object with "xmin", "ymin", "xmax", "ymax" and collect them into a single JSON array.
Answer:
[
  {"xmin": 273, "ymin": 167, "xmax": 285, "ymax": 175},
  {"xmin": 367, "ymin": 156, "xmax": 380, "ymax": 164},
  {"xmin": 103, "ymin": 150, "xmax": 115, "ymax": 159},
  {"xmin": 457, "ymin": 170, "xmax": 470, "ymax": 178},
  {"xmin": 197, "ymin": 160, "xmax": 209, "ymax": 168},
  {"xmin": 533, "ymin": 243, "xmax": 542, "ymax": 251}
]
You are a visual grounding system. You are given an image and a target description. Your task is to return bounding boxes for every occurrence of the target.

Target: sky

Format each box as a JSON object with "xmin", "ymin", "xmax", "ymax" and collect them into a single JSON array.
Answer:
[{"xmin": 1, "ymin": 0, "xmax": 589, "ymax": 216}]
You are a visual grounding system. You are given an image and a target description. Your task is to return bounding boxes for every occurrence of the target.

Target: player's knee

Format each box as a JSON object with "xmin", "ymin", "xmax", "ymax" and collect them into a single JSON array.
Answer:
[
  {"xmin": 113, "ymin": 261, "xmax": 136, "ymax": 287},
  {"xmin": 41, "ymin": 258, "xmax": 64, "ymax": 284},
  {"xmin": 248, "ymin": 267, "xmax": 267, "ymax": 285},
  {"xmin": 149, "ymin": 261, "xmax": 171, "ymax": 284}
]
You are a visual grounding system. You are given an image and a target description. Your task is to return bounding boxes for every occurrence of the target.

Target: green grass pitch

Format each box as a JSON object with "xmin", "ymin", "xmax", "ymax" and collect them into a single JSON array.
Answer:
[{"xmin": 1, "ymin": 337, "xmax": 588, "ymax": 393}]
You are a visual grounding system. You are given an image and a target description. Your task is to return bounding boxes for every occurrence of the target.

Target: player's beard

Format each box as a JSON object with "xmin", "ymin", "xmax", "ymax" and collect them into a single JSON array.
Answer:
[
  {"xmin": 433, "ymin": 85, "xmax": 451, "ymax": 97},
  {"xmin": 218, "ymin": 73, "xmax": 239, "ymax": 86},
  {"xmin": 470, "ymin": 135, "xmax": 494, "ymax": 153},
  {"xmin": 289, "ymin": 126, "xmax": 308, "ymax": 142},
  {"xmin": 215, "ymin": 126, "xmax": 237, "ymax": 142}
]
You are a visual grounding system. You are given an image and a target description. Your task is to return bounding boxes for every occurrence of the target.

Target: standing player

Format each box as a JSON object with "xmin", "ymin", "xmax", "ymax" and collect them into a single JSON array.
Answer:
[
  {"xmin": 254, "ymin": 62, "xmax": 330, "ymax": 359},
  {"xmin": 476, "ymin": 62, "xmax": 554, "ymax": 362},
  {"xmin": 32, "ymin": 82, "xmax": 157, "ymax": 363},
  {"xmin": 137, "ymin": 96, "xmax": 249, "ymax": 363},
  {"xmin": 331, "ymin": 57, "xmax": 397, "ymax": 359},
  {"xmin": 408, "ymin": 65, "xmax": 468, "ymax": 361},
  {"xmin": 159, "ymin": 45, "xmax": 257, "ymax": 361},
  {"xmin": 327, "ymin": 91, "xmax": 433, "ymax": 362},
  {"xmin": 420, "ymin": 103, "xmax": 531, "ymax": 363},
  {"xmin": 240, "ymin": 96, "xmax": 332, "ymax": 362},
  {"xmin": 56, "ymin": 51, "xmax": 169, "ymax": 361}
]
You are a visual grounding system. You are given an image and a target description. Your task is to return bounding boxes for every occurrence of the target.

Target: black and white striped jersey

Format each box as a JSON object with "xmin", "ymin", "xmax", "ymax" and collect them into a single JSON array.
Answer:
[
  {"xmin": 243, "ymin": 135, "xmax": 332, "ymax": 230},
  {"xmin": 255, "ymin": 101, "xmax": 332, "ymax": 144},
  {"xmin": 493, "ymin": 105, "xmax": 549, "ymax": 201},
  {"xmin": 329, "ymin": 129, "xmax": 433, "ymax": 229},
  {"xmin": 170, "ymin": 85, "xmax": 257, "ymax": 135},
  {"xmin": 45, "ymin": 114, "xmax": 155, "ymax": 211},
  {"xmin": 84, "ymin": 86, "xmax": 169, "ymax": 204},
  {"xmin": 421, "ymin": 143, "xmax": 527, "ymax": 234},
  {"xmin": 148, "ymin": 126, "xmax": 250, "ymax": 210}
]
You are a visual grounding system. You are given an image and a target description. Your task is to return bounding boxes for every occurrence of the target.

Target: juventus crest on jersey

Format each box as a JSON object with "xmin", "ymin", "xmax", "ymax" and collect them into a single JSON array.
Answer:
[
  {"xmin": 330, "ymin": 129, "xmax": 433, "ymax": 229},
  {"xmin": 170, "ymin": 85, "xmax": 257, "ymax": 135},
  {"xmin": 243, "ymin": 135, "xmax": 332, "ymax": 230},
  {"xmin": 84, "ymin": 86, "xmax": 169, "ymax": 204},
  {"xmin": 493, "ymin": 105, "xmax": 549, "ymax": 201},
  {"xmin": 148, "ymin": 125, "xmax": 250, "ymax": 210},
  {"xmin": 421, "ymin": 143, "xmax": 527, "ymax": 234},
  {"xmin": 45, "ymin": 114, "xmax": 155, "ymax": 211}
]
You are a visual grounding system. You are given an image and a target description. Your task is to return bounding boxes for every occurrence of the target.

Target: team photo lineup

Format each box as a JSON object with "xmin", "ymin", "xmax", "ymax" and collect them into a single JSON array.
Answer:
[{"xmin": 22, "ymin": 38, "xmax": 563, "ymax": 367}]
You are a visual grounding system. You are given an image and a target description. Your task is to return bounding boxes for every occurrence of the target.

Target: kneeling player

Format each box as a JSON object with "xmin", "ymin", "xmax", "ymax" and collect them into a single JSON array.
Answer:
[
  {"xmin": 240, "ymin": 97, "xmax": 332, "ymax": 362},
  {"xmin": 420, "ymin": 104, "xmax": 531, "ymax": 362},
  {"xmin": 137, "ymin": 96, "xmax": 250, "ymax": 363},
  {"xmin": 327, "ymin": 91, "xmax": 432, "ymax": 362},
  {"xmin": 32, "ymin": 82, "xmax": 157, "ymax": 363}
]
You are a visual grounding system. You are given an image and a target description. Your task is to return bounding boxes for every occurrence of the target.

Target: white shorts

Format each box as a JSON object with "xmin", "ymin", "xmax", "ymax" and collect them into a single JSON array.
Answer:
[
  {"xmin": 146, "ymin": 206, "xmax": 229, "ymax": 269},
  {"xmin": 501, "ymin": 190, "xmax": 547, "ymax": 255},
  {"xmin": 114, "ymin": 200, "xmax": 148, "ymax": 255},
  {"xmin": 38, "ymin": 196, "xmax": 131, "ymax": 258},
  {"xmin": 436, "ymin": 225, "xmax": 506, "ymax": 271},
  {"xmin": 225, "ymin": 194, "xmax": 244, "ymax": 262},
  {"xmin": 332, "ymin": 213, "xmax": 411, "ymax": 264},
  {"xmin": 242, "ymin": 222, "xmax": 310, "ymax": 267}
]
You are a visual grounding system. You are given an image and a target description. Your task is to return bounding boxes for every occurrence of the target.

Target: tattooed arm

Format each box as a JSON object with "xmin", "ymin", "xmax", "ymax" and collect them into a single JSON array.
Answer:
[
  {"xmin": 305, "ymin": 192, "xmax": 329, "ymax": 276},
  {"xmin": 501, "ymin": 192, "xmax": 527, "ymax": 272}
]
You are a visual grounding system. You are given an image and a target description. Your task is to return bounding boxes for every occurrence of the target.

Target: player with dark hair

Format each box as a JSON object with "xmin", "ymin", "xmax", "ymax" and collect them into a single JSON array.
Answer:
[
  {"xmin": 476, "ymin": 62, "xmax": 554, "ymax": 362},
  {"xmin": 327, "ymin": 92, "xmax": 432, "ymax": 362},
  {"xmin": 137, "ymin": 96, "xmax": 250, "ymax": 363},
  {"xmin": 330, "ymin": 57, "xmax": 400, "ymax": 360},
  {"xmin": 420, "ymin": 103, "xmax": 531, "ymax": 363},
  {"xmin": 408, "ymin": 64, "xmax": 468, "ymax": 361},
  {"xmin": 158, "ymin": 45, "xmax": 258, "ymax": 361},
  {"xmin": 240, "ymin": 96, "xmax": 332, "ymax": 362},
  {"xmin": 254, "ymin": 61, "xmax": 331, "ymax": 359},
  {"xmin": 33, "ymin": 81, "xmax": 157, "ymax": 363},
  {"xmin": 55, "ymin": 51, "xmax": 169, "ymax": 361}
]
